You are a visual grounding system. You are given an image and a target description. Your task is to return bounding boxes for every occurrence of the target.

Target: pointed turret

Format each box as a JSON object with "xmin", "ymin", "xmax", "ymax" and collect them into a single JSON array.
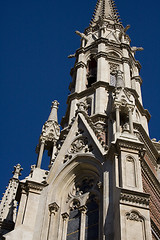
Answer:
[
  {"xmin": 48, "ymin": 100, "xmax": 59, "ymax": 122},
  {"xmin": 90, "ymin": 0, "xmax": 121, "ymax": 26},
  {"xmin": 0, "ymin": 164, "xmax": 22, "ymax": 237},
  {"xmin": 36, "ymin": 100, "xmax": 60, "ymax": 169}
]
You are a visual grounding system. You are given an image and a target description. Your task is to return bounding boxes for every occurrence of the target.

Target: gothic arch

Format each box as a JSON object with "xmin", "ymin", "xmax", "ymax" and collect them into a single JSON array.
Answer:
[
  {"xmin": 48, "ymin": 155, "xmax": 102, "ymax": 205},
  {"xmin": 107, "ymin": 48, "xmax": 122, "ymax": 57},
  {"xmin": 125, "ymin": 155, "xmax": 137, "ymax": 188}
]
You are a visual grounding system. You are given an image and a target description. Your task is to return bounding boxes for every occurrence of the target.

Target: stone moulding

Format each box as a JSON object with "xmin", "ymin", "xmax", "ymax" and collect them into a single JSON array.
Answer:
[{"xmin": 120, "ymin": 188, "xmax": 150, "ymax": 208}]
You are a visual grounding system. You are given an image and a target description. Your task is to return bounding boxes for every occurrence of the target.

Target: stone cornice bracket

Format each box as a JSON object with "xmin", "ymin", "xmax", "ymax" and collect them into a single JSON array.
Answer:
[{"xmin": 49, "ymin": 202, "xmax": 59, "ymax": 216}]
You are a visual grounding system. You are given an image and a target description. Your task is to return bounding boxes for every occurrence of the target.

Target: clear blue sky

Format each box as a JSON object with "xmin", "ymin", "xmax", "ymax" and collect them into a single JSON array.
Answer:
[{"xmin": 0, "ymin": 0, "xmax": 160, "ymax": 197}]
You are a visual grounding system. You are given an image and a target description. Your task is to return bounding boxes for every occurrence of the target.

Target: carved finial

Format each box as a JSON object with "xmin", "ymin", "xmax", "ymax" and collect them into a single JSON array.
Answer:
[
  {"xmin": 12, "ymin": 164, "xmax": 23, "ymax": 179},
  {"xmin": 48, "ymin": 100, "xmax": 59, "ymax": 122}
]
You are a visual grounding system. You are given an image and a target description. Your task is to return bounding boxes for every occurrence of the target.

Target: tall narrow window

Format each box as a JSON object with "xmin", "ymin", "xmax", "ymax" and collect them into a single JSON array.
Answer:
[
  {"xmin": 86, "ymin": 58, "xmax": 97, "ymax": 88},
  {"xmin": 67, "ymin": 208, "xmax": 81, "ymax": 240},
  {"xmin": 110, "ymin": 73, "xmax": 117, "ymax": 87},
  {"xmin": 85, "ymin": 195, "xmax": 99, "ymax": 240}
]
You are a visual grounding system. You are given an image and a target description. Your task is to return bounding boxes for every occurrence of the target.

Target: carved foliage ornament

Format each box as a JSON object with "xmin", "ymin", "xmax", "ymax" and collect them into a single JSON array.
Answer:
[
  {"xmin": 126, "ymin": 211, "xmax": 143, "ymax": 222},
  {"xmin": 41, "ymin": 121, "xmax": 60, "ymax": 142},
  {"xmin": 68, "ymin": 136, "xmax": 93, "ymax": 154}
]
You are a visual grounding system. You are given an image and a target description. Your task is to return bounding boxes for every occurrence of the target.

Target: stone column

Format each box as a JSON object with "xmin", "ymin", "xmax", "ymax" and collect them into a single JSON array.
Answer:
[
  {"xmin": 122, "ymin": 48, "xmax": 131, "ymax": 88},
  {"xmin": 115, "ymin": 104, "xmax": 120, "ymax": 133},
  {"xmin": 15, "ymin": 188, "xmax": 27, "ymax": 227},
  {"xmin": 97, "ymin": 43, "xmax": 109, "ymax": 83},
  {"xmin": 79, "ymin": 206, "xmax": 87, "ymax": 240},
  {"xmin": 128, "ymin": 106, "xmax": 134, "ymax": 134},
  {"xmin": 61, "ymin": 213, "xmax": 69, "ymax": 240},
  {"xmin": 75, "ymin": 53, "xmax": 86, "ymax": 93},
  {"xmin": 36, "ymin": 140, "xmax": 45, "ymax": 168},
  {"xmin": 48, "ymin": 202, "xmax": 59, "ymax": 240}
]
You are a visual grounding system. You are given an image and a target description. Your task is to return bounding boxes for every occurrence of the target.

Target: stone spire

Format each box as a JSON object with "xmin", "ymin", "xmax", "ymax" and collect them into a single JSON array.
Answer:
[
  {"xmin": 48, "ymin": 100, "xmax": 59, "ymax": 122},
  {"xmin": 36, "ymin": 100, "xmax": 60, "ymax": 169},
  {"xmin": 90, "ymin": 0, "xmax": 121, "ymax": 26},
  {"xmin": 0, "ymin": 164, "xmax": 22, "ymax": 236}
]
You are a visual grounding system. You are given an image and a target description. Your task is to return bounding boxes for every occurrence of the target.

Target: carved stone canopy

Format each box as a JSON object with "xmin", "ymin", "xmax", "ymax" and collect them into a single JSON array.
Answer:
[{"xmin": 113, "ymin": 88, "xmax": 135, "ymax": 112}]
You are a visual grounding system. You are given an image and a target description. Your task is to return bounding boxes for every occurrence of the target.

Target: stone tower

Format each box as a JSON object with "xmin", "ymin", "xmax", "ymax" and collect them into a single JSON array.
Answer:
[{"xmin": 1, "ymin": 0, "xmax": 160, "ymax": 239}]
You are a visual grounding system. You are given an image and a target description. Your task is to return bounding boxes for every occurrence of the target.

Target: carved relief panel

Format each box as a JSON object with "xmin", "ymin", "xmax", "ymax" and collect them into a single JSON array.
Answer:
[{"xmin": 126, "ymin": 211, "xmax": 146, "ymax": 240}]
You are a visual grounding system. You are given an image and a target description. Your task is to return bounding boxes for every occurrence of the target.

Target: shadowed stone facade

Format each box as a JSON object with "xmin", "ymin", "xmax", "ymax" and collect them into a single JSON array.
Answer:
[{"xmin": 0, "ymin": 0, "xmax": 160, "ymax": 239}]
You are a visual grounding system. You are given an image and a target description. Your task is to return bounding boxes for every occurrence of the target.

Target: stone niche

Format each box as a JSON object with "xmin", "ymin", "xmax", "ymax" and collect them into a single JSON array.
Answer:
[{"xmin": 126, "ymin": 211, "xmax": 146, "ymax": 240}]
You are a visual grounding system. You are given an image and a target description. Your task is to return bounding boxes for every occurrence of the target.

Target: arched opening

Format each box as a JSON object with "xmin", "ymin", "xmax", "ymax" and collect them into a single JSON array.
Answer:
[{"xmin": 86, "ymin": 58, "xmax": 97, "ymax": 88}]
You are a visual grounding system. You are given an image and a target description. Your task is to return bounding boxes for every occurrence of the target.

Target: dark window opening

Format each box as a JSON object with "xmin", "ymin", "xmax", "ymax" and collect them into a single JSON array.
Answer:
[
  {"xmin": 85, "ymin": 195, "xmax": 99, "ymax": 240},
  {"xmin": 67, "ymin": 208, "xmax": 81, "ymax": 240},
  {"xmin": 87, "ymin": 58, "xmax": 97, "ymax": 88}
]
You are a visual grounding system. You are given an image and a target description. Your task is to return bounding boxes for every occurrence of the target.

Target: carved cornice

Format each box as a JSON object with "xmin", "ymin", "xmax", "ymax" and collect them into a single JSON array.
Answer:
[
  {"xmin": 120, "ymin": 188, "xmax": 150, "ymax": 207},
  {"xmin": 24, "ymin": 181, "xmax": 46, "ymax": 194},
  {"xmin": 116, "ymin": 138, "xmax": 144, "ymax": 152},
  {"xmin": 67, "ymin": 81, "xmax": 110, "ymax": 105}
]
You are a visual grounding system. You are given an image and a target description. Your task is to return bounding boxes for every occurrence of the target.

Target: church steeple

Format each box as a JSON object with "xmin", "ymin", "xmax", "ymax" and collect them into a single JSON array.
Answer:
[{"xmin": 63, "ymin": 0, "xmax": 148, "ymax": 138}]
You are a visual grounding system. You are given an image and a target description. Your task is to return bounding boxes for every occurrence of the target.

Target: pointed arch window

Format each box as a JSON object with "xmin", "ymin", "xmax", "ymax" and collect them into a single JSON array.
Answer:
[{"xmin": 65, "ymin": 177, "xmax": 100, "ymax": 240}]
